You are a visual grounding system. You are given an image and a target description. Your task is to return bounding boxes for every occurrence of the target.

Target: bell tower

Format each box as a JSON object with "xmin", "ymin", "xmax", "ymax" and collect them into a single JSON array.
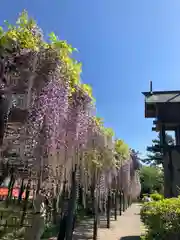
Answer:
[{"xmin": 143, "ymin": 83, "xmax": 180, "ymax": 197}]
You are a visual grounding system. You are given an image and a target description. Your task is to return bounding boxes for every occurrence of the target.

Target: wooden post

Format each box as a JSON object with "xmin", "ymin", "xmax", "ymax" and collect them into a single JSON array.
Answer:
[
  {"xmin": 119, "ymin": 191, "xmax": 122, "ymax": 216},
  {"xmin": 114, "ymin": 190, "xmax": 117, "ymax": 220},
  {"xmin": 128, "ymin": 195, "xmax": 131, "ymax": 207},
  {"xmin": 52, "ymin": 197, "xmax": 57, "ymax": 225},
  {"xmin": 92, "ymin": 168, "xmax": 99, "ymax": 240},
  {"xmin": 6, "ymin": 167, "xmax": 15, "ymax": 207},
  {"xmin": 18, "ymin": 178, "xmax": 25, "ymax": 204},
  {"xmin": 168, "ymin": 150, "xmax": 174, "ymax": 197},
  {"xmin": 57, "ymin": 177, "xmax": 67, "ymax": 240},
  {"xmin": 106, "ymin": 189, "xmax": 111, "ymax": 228},
  {"xmin": 93, "ymin": 187, "xmax": 98, "ymax": 240},
  {"xmin": 20, "ymin": 179, "xmax": 31, "ymax": 226},
  {"xmin": 0, "ymin": 91, "xmax": 9, "ymax": 146},
  {"xmin": 122, "ymin": 191, "xmax": 126, "ymax": 212},
  {"xmin": 129, "ymin": 195, "xmax": 132, "ymax": 206},
  {"xmin": 65, "ymin": 165, "xmax": 78, "ymax": 240}
]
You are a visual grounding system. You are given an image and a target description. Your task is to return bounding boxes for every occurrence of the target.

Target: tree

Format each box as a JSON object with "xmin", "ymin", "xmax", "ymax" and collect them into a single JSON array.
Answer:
[
  {"xmin": 139, "ymin": 166, "xmax": 164, "ymax": 195},
  {"xmin": 142, "ymin": 133, "xmax": 174, "ymax": 166}
]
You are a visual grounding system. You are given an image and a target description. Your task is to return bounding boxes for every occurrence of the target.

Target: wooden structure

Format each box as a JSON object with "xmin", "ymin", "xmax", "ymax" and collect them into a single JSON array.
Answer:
[{"xmin": 143, "ymin": 83, "xmax": 180, "ymax": 197}]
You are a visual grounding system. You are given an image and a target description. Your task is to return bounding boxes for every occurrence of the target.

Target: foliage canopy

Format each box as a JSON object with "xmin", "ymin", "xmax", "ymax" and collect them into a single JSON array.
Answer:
[
  {"xmin": 0, "ymin": 10, "xmax": 93, "ymax": 99},
  {"xmin": 0, "ymin": 10, "xmax": 135, "ymax": 173},
  {"xmin": 139, "ymin": 166, "xmax": 163, "ymax": 195},
  {"xmin": 143, "ymin": 133, "xmax": 174, "ymax": 166}
]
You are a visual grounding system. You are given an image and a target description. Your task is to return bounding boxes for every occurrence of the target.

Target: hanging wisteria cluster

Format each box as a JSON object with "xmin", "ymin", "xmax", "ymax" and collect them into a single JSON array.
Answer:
[{"xmin": 0, "ymin": 11, "xmax": 141, "ymax": 200}]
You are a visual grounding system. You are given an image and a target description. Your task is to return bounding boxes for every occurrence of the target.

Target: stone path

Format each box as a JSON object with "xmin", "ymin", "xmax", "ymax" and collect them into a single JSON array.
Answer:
[{"xmin": 73, "ymin": 203, "xmax": 145, "ymax": 240}]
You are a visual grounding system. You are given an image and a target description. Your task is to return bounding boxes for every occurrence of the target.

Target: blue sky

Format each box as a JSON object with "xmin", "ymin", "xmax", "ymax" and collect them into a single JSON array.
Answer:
[{"xmin": 1, "ymin": 0, "xmax": 180, "ymax": 155}]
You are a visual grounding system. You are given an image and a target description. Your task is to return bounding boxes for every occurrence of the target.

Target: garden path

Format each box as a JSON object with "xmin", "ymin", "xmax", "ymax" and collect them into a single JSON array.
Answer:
[{"xmin": 73, "ymin": 203, "xmax": 145, "ymax": 240}]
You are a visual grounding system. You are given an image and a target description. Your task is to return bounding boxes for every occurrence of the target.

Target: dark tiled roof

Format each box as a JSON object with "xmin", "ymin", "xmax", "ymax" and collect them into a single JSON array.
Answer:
[{"xmin": 142, "ymin": 91, "xmax": 180, "ymax": 104}]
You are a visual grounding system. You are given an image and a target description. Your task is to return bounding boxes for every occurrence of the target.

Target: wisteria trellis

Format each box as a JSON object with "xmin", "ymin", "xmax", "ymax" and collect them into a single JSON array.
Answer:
[{"xmin": 0, "ymin": 11, "xmax": 141, "ymax": 205}]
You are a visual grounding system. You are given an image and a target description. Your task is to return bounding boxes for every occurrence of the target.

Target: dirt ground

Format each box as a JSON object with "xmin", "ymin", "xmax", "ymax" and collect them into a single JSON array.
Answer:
[{"xmin": 73, "ymin": 203, "xmax": 145, "ymax": 240}]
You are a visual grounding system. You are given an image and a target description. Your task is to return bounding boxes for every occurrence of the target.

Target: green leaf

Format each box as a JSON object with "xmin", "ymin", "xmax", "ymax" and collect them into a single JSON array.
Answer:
[
  {"xmin": 16, "ymin": 10, "xmax": 28, "ymax": 26},
  {"xmin": 49, "ymin": 32, "xmax": 58, "ymax": 43},
  {"xmin": 4, "ymin": 20, "xmax": 13, "ymax": 30},
  {"xmin": 0, "ymin": 26, "xmax": 4, "ymax": 36}
]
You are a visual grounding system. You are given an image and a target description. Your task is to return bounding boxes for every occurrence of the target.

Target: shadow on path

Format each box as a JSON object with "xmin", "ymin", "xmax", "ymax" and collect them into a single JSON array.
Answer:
[
  {"xmin": 120, "ymin": 236, "xmax": 141, "ymax": 240},
  {"xmin": 73, "ymin": 219, "xmax": 93, "ymax": 240}
]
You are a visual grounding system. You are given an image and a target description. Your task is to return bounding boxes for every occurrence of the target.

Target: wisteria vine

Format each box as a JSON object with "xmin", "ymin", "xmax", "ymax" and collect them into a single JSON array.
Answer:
[{"xmin": 0, "ymin": 11, "xmax": 141, "ymax": 200}]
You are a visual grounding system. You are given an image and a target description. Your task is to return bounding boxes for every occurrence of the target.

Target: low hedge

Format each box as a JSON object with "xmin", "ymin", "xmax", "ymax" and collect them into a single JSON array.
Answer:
[
  {"xmin": 140, "ymin": 197, "xmax": 180, "ymax": 240},
  {"xmin": 150, "ymin": 193, "xmax": 164, "ymax": 201}
]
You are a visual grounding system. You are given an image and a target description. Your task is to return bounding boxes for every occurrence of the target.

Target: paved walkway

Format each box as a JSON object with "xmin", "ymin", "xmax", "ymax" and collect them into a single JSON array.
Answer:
[{"xmin": 73, "ymin": 203, "xmax": 145, "ymax": 240}]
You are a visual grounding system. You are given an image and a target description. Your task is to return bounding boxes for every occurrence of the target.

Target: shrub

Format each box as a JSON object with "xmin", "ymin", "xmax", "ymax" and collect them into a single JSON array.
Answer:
[
  {"xmin": 150, "ymin": 193, "xmax": 164, "ymax": 201},
  {"xmin": 140, "ymin": 197, "xmax": 180, "ymax": 240}
]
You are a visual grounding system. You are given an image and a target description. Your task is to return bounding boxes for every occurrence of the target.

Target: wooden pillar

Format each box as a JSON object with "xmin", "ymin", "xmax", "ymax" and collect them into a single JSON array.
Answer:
[
  {"xmin": 160, "ymin": 124, "xmax": 174, "ymax": 198},
  {"xmin": 175, "ymin": 126, "xmax": 180, "ymax": 145},
  {"xmin": 159, "ymin": 124, "xmax": 166, "ymax": 146},
  {"xmin": 168, "ymin": 150, "xmax": 174, "ymax": 197}
]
